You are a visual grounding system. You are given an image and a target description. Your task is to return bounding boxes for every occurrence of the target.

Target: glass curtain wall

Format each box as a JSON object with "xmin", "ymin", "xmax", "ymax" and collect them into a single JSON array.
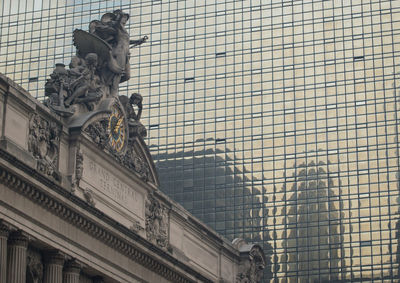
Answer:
[{"xmin": 1, "ymin": 0, "xmax": 400, "ymax": 281}]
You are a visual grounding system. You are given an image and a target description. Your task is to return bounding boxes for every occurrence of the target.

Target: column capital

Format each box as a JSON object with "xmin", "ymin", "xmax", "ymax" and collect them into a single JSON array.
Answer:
[
  {"xmin": 8, "ymin": 230, "xmax": 29, "ymax": 248},
  {"xmin": 64, "ymin": 259, "xmax": 81, "ymax": 274},
  {"xmin": 43, "ymin": 250, "xmax": 65, "ymax": 266},
  {"xmin": 0, "ymin": 220, "xmax": 10, "ymax": 237}
]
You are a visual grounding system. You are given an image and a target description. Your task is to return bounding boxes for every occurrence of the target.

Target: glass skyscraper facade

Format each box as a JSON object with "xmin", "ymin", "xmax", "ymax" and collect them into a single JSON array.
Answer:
[{"xmin": 1, "ymin": 0, "xmax": 400, "ymax": 281}]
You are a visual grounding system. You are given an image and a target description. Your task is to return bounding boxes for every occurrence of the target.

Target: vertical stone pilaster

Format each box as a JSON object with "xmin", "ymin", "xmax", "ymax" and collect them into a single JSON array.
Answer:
[
  {"xmin": 0, "ymin": 222, "xmax": 9, "ymax": 283},
  {"xmin": 7, "ymin": 230, "xmax": 29, "ymax": 283},
  {"xmin": 43, "ymin": 250, "xmax": 64, "ymax": 283},
  {"xmin": 63, "ymin": 260, "xmax": 81, "ymax": 283}
]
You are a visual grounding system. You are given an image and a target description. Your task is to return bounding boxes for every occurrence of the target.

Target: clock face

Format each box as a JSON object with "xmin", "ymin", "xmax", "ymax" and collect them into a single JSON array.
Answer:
[{"xmin": 108, "ymin": 104, "xmax": 127, "ymax": 152}]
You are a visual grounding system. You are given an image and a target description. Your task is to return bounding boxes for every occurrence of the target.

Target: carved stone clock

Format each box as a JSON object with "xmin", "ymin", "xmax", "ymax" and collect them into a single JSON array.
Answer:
[{"xmin": 107, "ymin": 103, "xmax": 127, "ymax": 152}]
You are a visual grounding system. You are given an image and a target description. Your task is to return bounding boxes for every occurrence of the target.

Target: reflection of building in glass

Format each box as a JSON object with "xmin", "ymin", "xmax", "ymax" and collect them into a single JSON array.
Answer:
[
  {"xmin": 2, "ymin": 0, "xmax": 400, "ymax": 282},
  {"xmin": 155, "ymin": 145, "xmax": 273, "ymax": 280},
  {"xmin": 280, "ymin": 159, "xmax": 345, "ymax": 282}
]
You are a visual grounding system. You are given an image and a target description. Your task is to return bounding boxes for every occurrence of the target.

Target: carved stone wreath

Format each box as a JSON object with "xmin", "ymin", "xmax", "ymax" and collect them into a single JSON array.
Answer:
[
  {"xmin": 145, "ymin": 193, "xmax": 169, "ymax": 249},
  {"xmin": 28, "ymin": 113, "xmax": 61, "ymax": 180},
  {"xmin": 84, "ymin": 119, "xmax": 151, "ymax": 182}
]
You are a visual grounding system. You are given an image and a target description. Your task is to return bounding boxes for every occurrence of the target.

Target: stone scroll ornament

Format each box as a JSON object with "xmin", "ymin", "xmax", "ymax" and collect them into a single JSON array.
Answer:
[
  {"xmin": 44, "ymin": 10, "xmax": 147, "ymax": 116},
  {"xmin": 145, "ymin": 193, "xmax": 169, "ymax": 249},
  {"xmin": 28, "ymin": 114, "xmax": 61, "ymax": 180}
]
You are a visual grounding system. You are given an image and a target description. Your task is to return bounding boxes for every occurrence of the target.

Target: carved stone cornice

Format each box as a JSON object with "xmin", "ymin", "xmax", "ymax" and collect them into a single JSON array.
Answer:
[{"xmin": 0, "ymin": 151, "xmax": 212, "ymax": 283}]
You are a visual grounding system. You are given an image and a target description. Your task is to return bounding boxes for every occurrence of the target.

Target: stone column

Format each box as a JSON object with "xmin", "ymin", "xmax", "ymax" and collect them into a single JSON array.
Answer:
[
  {"xmin": 7, "ymin": 230, "xmax": 29, "ymax": 283},
  {"xmin": 0, "ymin": 222, "xmax": 9, "ymax": 283},
  {"xmin": 63, "ymin": 260, "xmax": 81, "ymax": 283},
  {"xmin": 43, "ymin": 250, "xmax": 64, "ymax": 283}
]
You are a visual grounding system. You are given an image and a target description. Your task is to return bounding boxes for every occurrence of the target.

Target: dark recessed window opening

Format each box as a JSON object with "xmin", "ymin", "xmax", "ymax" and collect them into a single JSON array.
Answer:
[
  {"xmin": 29, "ymin": 77, "xmax": 38, "ymax": 82},
  {"xmin": 354, "ymin": 55, "xmax": 364, "ymax": 61},
  {"xmin": 184, "ymin": 77, "xmax": 194, "ymax": 82},
  {"xmin": 216, "ymin": 52, "xmax": 226, "ymax": 57}
]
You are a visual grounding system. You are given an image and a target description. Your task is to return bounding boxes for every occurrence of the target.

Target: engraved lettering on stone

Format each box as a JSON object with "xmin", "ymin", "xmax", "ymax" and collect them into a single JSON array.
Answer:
[{"xmin": 82, "ymin": 157, "xmax": 143, "ymax": 217}]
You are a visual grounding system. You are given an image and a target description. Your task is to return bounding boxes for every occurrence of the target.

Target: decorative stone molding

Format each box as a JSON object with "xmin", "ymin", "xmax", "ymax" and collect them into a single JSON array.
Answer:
[
  {"xmin": 26, "ymin": 249, "xmax": 44, "ymax": 283},
  {"xmin": 116, "ymin": 144, "xmax": 150, "ymax": 182},
  {"xmin": 74, "ymin": 148, "xmax": 84, "ymax": 189},
  {"xmin": 0, "ymin": 156, "xmax": 211, "ymax": 283},
  {"xmin": 84, "ymin": 120, "xmax": 108, "ymax": 150},
  {"xmin": 130, "ymin": 220, "xmax": 144, "ymax": 233},
  {"xmin": 233, "ymin": 239, "xmax": 266, "ymax": 283},
  {"xmin": 145, "ymin": 193, "xmax": 169, "ymax": 249},
  {"xmin": 84, "ymin": 119, "xmax": 151, "ymax": 182},
  {"xmin": 28, "ymin": 113, "xmax": 61, "ymax": 181},
  {"xmin": 83, "ymin": 189, "xmax": 95, "ymax": 206}
]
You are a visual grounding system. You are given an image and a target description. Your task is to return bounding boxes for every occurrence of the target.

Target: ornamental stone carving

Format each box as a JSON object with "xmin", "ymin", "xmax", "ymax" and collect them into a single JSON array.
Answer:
[
  {"xmin": 74, "ymin": 148, "xmax": 84, "ymax": 188},
  {"xmin": 145, "ymin": 193, "xmax": 169, "ymax": 249},
  {"xmin": 84, "ymin": 120, "xmax": 109, "ymax": 149},
  {"xmin": 26, "ymin": 249, "xmax": 44, "ymax": 283},
  {"xmin": 83, "ymin": 117, "xmax": 151, "ymax": 181},
  {"xmin": 130, "ymin": 220, "xmax": 144, "ymax": 233},
  {"xmin": 83, "ymin": 189, "xmax": 95, "ymax": 206},
  {"xmin": 44, "ymin": 10, "xmax": 147, "ymax": 116},
  {"xmin": 233, "ymin": 239, "xmax": 266, "ymax": 283},
  {"xmin": 119, "ymin": 93, "xmax": 147, "ymax": 138},
  {"xmin": 28, "ymin": 113, "xmax": 60, "ymax": 180}
]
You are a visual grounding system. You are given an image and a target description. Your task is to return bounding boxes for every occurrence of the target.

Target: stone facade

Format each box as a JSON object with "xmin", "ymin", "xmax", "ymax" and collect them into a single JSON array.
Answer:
[{"xmin": 0, "ymin": 72, "xmax": 265, "ymax": 282}]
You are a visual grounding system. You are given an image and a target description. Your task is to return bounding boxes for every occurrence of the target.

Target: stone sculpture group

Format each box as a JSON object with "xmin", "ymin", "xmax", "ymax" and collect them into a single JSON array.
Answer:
[{"xmin": 44, "ymin": 9, "xmax": 147, "ymax": 116}]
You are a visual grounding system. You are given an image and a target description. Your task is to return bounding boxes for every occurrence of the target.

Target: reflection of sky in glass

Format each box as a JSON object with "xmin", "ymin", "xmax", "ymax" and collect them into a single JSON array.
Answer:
[{"xmin": 1, "ymin": 0, "xmax": 400, "ymax": 281}]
